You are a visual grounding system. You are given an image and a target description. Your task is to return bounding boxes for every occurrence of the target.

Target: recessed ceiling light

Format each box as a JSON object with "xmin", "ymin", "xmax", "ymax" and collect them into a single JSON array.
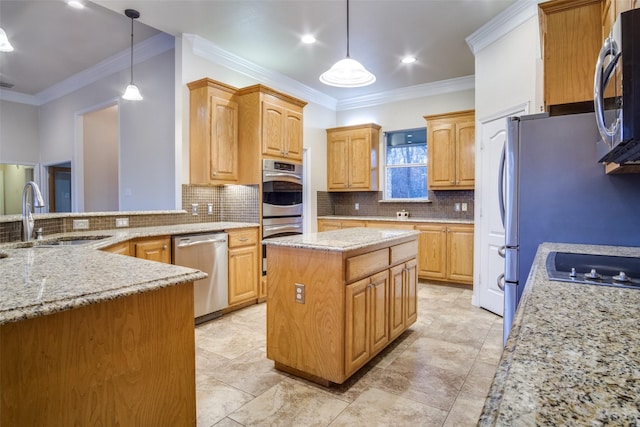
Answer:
[
  {"xmin": 67, "ymin": 0, "xmax": 85, "ymax": 9},
  {"xmin": 401, "ymin": 56, "xmax": 417, "ymax": 64},
  {"xmin": 301, "ymin": 34, "xmax": 316, "ymax": 44}
]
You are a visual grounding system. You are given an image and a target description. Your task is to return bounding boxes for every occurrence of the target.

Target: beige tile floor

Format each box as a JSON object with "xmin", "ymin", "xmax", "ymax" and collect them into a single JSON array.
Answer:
[{"xmin": 195, "ymin": 281, "xmax": 504, "ymax": 427}]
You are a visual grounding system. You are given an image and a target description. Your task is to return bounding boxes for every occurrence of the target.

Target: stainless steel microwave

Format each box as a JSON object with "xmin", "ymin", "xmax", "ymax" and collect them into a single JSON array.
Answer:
[{"xmin": 594, "ymin": 8, "xmax": 640, "ymax": 164}]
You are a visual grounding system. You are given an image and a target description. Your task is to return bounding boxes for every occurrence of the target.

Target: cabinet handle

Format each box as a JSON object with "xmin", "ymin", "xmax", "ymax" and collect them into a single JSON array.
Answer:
[{"xmin": 238, "ymin": 237, "xmax": 249, "ymax": 242}]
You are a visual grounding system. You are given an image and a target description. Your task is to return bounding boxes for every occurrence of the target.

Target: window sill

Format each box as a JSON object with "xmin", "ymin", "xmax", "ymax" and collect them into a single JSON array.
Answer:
[{"xmin": 378, "ymin": 199, "xmax": 432, "ymax": 203}]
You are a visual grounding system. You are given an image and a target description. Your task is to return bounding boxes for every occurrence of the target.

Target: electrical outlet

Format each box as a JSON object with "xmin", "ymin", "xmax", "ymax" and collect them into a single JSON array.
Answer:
[
  {"xmin": 72, "ymin": 219, "xmax": 89, "ymax": 230},
  {"xmin": 294, "ymin": 283, "xmax": 305, "ymax": 304},
  {"xmin": 355, "ymin": 203, "xmax": 359, "ymax": 210},
  {"xmin": 192, "ymin": 203, "xmax": 198, "ymax": 216},
  {"xmin": 207, "ymin": 203, "xmax": 213, "ymax": 215},
  {"xmin": 461, "ymin": 203, "xmax": 468, "ymax": 212},
  {"xmin": 115, "ymin": 218, "xmax": 129, "ymax": 228},
  {"xmin": 454, "ymin": 203, "xmax": 461, "ymax": 212}
]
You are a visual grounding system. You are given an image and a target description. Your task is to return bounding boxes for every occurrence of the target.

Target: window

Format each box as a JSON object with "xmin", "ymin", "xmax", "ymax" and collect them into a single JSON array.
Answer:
[{"xmin": 384, "ymin": 128, "xmax": 427, "ymax": 200}]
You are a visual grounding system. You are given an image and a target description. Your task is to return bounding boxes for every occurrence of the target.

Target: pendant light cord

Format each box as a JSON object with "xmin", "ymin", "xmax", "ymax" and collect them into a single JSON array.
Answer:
[
  {"xmin": 346, "ymin": 0, "xmax": 350, "ymax": 58},
  {"xmin": 129, "ymin": 17, "xmax": 134, "ymax": 84}
]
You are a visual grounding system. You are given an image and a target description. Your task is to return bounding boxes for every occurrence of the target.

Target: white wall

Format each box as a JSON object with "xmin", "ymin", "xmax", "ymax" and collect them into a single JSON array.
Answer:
[
  {"xmin": 474, "ymin": 16, "xmax": 542, "ymax": 120},
  {"xmin": 38, "ymin": 49, "xmax": 176, "ymax": 211},
  {"xmin": 0, "ymin": 101, "xmax": 39, "ymax": 163}
]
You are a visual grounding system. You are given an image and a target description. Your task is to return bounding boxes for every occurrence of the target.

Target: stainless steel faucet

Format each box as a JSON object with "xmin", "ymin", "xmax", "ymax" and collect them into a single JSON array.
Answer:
[{"xmin": 22, "ymin": 181, "xmax": 45, "ymax": 241}]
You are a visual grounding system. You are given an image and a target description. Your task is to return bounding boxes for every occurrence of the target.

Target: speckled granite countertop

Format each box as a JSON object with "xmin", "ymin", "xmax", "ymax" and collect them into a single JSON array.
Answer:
[
  {"xmin": 317, "ymin": 215, "xmax": 473, "ymax": 224},
  {"xmin": 0, "ymin": 221, "xmax": 258, "ymax": 326},
  {"xmin": 479, "ymin": 242, "xmax": 640, "ymax": 426},
  {"xmin": 263, "ymin": 227, "xmax": 419, "ymax": 252}
]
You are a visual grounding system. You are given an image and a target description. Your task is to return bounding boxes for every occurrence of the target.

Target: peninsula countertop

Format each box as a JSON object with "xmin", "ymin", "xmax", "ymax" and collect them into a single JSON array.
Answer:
[
  {"xmin": 479, "ymin": 242, "xmax": 640, "ymax": 426},
  {"xmin": 262, "ymin": 227, "xmax": 419, "ymax": 252},
  {"xmin": 0, "ymin": 221, "xmax": 259, "ymax": 326}
]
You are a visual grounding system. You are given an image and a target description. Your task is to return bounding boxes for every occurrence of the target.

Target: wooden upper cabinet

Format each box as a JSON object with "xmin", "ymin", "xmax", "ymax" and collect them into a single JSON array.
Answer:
[
  {"xmin": 424, "ymin": 110, "xmax": 475, "ymax": 190},
  {"xmin": 188, "ymin": 78, "xmax": 239, "ymax": 184},
  {"xmin": 238, "ymin": 86, "xmax": 306, "ymax": 165},
  {"xmin": 603, "ymin": 0, "xmax": 638, "ymax": 39},
  {"xmin": 326, "ymin": 123, "xmax": 380, "ymax": 191},
  {"xmin": 539, "ymin": 0, "xmax": 603, "ymax": 110}
]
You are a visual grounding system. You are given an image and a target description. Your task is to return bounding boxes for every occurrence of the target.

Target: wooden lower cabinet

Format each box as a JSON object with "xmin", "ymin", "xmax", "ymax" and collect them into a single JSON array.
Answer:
[
  {"xmin": 345, "ymin": 270, "xmax": 389, "ymax": 377},
  {"xmin": 134, "ymin": 237, "xmax": 171, "ymax": 263},
  {"xmin": 101, "ymin": 241, "xmax": 131, "ymax": 256},
  {"xmin": 416, "ymin": 224, "xmax": 474, "ymax": 285},
  {"xmin": 317, "ymin": 219, "xmax": 366, "ymax": 231},
  {"xmin": 389, "ymin": 259, "xmax": 418, "ymax": 340},
  {"xmin": 228, "ymin": 228, "xmax": 259, "ymax": 306}
]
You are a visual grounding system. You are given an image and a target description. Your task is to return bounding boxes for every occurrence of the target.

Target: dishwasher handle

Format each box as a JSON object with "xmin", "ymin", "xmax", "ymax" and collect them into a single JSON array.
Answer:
[{"xmin": 177, "ymin": 238, "xmax": 227, "ymax": 248}]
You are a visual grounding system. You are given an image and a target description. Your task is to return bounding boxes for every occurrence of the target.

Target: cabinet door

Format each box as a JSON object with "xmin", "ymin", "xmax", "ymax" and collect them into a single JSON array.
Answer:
[
  {"xmin": 327, "ymin": 132, "xmax": 350, "ymax": 190},
  {"xmin": 455, "ymin": 120, "xmax": 475, "ymax": 188},
  {"xmin": 348, "ymin": 131, "xmax": 372, "ymax": 189},
  {"xmin": 284, "ymin": 109, "xmax": 303, "ymax": 161},
  {"xmin": 229, "ymin": 245, "xmax": 259, "ymax": 305},
  {"xmin": 134, "ymin": 238, "xmax": 170, "ymax": 264},
  {"xmin": 210, "ymin": 96, "xmax": 238, "ymax": 181},
  {"xmin": 416, "ymin": 225, "xmax": 447, "ymax": 280},
  {"xmin": 317, "ymin": 220, "xmax": 341, "ymax": 232},
  {"xmin": 340, "ymin": 220, "xmax": 366, "ymax": 229},
  {"xmin": 369, "ymin": 270, "xmax": 389, "ymax": 354},
  {"xmin": 388, "ymin": 264, "xmax": 405, "ymax": 340},
  {"xmin": 262, "ymin": 101, "xmax": 286, "ymax": 158},
  {"xmin": 428, "ymin": 122, "xmax": 455, "ymax": 188},
  {"xmin": 102, "ymin": 241, "xmax": 131, "ymax": 256},
  {"xmin": 345, "ymin": 278, "xmax": 371, "ymax": 376},
  {"xmin": 446, "ymin": 225, "xmax": 474, "ymax": 284},
  {"xmin": 404, "ymin": 259, "xmax": 418, "ymax": 326}
]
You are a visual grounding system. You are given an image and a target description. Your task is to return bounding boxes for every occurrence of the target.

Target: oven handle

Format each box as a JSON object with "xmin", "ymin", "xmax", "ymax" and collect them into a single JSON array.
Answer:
[
  {"xmin": 264, "ymin": 224, "xmax": 302, "ymax": 233},
  {"xmin": 263, "ymin": 172, "xmax": 302, "ymax": 184}
]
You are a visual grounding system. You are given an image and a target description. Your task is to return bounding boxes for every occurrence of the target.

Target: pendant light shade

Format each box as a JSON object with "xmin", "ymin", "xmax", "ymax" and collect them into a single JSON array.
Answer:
[
  {"xmin": 320, "ymin": 0, "xmax": 375, "ymax": 88},
  {"xmin": 0, "ymin": 27, "xmax": 14, "ymax": 52},
  {"xmin": 122, "ymin": 9, "xmax": 143, "ymax": 101}
]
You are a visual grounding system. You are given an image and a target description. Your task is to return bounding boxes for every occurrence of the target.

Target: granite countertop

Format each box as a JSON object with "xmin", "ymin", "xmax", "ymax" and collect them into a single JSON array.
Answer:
[
  {"xmin": 0, "ymin": 221, "xmax": 259, "ymax": 326},
  {"xmin": 479, "ymin": 242, "xmax": 640, "ymax": 426},
  {"xmin": 263, "ymin": 227, "xmax": 419, "ymax": 252},
  {"xmin": 317, "ymin": 215, "xmax": 473, "ymax": 224}
]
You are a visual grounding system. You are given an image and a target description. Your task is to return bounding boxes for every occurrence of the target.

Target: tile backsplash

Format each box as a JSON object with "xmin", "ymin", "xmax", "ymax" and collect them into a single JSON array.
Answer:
[{"xmin": 318, "ymin": 190, "xmax": 474, "ymax": 220}]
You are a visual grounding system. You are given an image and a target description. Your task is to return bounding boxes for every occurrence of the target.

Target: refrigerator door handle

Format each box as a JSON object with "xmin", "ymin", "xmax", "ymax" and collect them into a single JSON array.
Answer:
[
  {"xmin": 497, "ymin": 273, "xmax": 505, "ymax": 291},
  {"xmin": 498, "ymin": 145, "xmax": 506, "ymax": 227}
]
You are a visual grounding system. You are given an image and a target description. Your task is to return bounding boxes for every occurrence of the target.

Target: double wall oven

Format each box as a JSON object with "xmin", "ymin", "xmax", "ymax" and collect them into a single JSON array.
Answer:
[{"xmin": 262, "ymin": 159, "xmax": 303, "ymax": 274}]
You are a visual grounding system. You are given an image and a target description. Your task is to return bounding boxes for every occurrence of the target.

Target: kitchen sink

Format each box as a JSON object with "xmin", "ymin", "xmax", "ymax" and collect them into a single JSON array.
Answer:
[
  {"xmin": 40, "ymin": 236, "xmax": 111, "ymax": 246},
  {"xmin": 546, "ymin": 251, "xmax": 640, "ymax": 289}
]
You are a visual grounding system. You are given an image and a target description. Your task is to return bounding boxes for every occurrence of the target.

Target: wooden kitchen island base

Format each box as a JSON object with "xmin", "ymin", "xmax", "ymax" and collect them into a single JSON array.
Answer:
[
  {"xmin": 0, "ymin": 283, "xmax": 196, "ymax": 426},
  {"xmin": 265, "ymin": 228, "xmax": 419, "ymax": 385}
]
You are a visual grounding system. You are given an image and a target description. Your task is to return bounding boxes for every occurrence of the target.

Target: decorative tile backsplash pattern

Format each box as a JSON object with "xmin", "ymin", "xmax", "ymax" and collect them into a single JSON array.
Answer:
[
  {"xmin": 318, "ymin": 190, "xmax": 474, "ymax": 220},
  {"xmin": 0, "ymin": 184, "xmax": 260, "ymax": 243}
]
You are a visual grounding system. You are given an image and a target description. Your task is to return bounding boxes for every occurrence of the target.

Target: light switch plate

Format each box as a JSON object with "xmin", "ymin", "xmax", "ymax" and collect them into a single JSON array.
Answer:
[
  {"xmin": 192, "ymin": 203, "xmax": 198, "ymax": 216},
  {"xmin": 207, "ymin": 203, "xmax": 213, "ymax": 215}
]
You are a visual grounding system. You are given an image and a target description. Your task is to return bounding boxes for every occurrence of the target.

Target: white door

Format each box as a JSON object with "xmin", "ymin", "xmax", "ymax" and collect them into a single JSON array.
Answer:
[{"xmin": 475, "ymin": 106, "xmax": 527, "ymax": 315}]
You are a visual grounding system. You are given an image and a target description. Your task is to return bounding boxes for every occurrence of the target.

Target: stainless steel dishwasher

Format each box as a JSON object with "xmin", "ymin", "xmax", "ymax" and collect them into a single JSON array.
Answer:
[{"xmin": 172, "ymin": 232, "xmax": 228, "ymax": 324}]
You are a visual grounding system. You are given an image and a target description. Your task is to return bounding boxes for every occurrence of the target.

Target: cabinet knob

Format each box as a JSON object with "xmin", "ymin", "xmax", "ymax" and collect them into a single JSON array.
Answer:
[
  {"xmin": 163, "ymin": 245, "xmax": 168, "ymax": 250},
  {"xmin": 450, "ymin": 179, "xmax": 455, "ymax": 184},
  {"xmin": 441, "ymin": 228, "xmax": 446, "ymax": 232},
  {"xmin": 212, "ymin": 171, "xmax": 217, "ymax": 176}
]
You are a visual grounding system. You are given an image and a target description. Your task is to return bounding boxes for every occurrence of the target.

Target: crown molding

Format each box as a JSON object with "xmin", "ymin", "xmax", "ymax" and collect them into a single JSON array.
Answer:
[
  {"xmin": 0, "ymin": 32, "xmax": 174, "ymax": 106},
  {"xmin": 184, "ymin": 33, "xmax": 338, "ymax": 110},
  {"xmin": 466, "ymin": 0, "xmax": 543, "ymax": 55},
  {"xmin": 336, "ymin": 75, "xmax": 475, "ymax": 111}
]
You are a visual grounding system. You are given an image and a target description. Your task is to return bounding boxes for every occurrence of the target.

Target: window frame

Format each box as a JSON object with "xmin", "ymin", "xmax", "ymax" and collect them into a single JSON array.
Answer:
[{"xmin": 382, "ymin": 128, "xmax": 429, "ymax": 202}]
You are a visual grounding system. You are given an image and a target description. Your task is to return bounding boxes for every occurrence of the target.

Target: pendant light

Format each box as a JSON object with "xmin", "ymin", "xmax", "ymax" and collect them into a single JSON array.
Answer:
[
  {"xmin": 0, "ymin": 27, "xmax": 14, "ymax": 52},
  {"xmin": 122, "ymin": 9, "xmax": 143, "ymax": 101},
  {"xmin": 319, "ymin": 0, "xmax": 375, "ymax": 88}
]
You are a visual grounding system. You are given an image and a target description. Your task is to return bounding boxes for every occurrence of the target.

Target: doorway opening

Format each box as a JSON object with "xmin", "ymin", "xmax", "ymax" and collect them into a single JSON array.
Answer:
[{"xmin": 48, "ymin": 162, "xmax": 72, "ymax": 213}]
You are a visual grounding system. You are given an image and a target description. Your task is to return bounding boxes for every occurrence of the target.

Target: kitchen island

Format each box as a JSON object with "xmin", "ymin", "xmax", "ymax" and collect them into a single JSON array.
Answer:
[
  {"xmin": 264, "ymin": 227, "xmax": 419, "ymax": 385},
  {"xmin": 0, "ymin": 245, "xmax": 207, "ymax": 426},
  {"xmin": 480, "ymin": 242, "xmax": 640, "ymax": 425}
]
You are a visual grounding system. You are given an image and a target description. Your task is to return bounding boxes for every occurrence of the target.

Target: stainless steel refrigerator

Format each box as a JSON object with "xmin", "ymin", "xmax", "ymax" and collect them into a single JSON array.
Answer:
[{"xmin": 499, "ymin": 112, "xmax": 640, "ymax": 345}]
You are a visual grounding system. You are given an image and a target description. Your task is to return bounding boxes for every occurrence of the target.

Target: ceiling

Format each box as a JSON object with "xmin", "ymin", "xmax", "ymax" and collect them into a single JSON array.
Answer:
[{"xmin": 0, "ymin": 0, "xmax": 516, "ymax": 102}]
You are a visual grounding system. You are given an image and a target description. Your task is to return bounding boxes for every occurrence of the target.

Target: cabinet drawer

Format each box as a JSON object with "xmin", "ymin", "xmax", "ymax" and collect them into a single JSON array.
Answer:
[
  {"xmin": 228, "ymin": 229, "xmax": 258, "ymax": 248},
  {"xmin": 346, "ymin": 248, "xmax": 389, "ymax": 282},
  {"xmin": 391, "ymin": 240, "xmax": 418, "ymax": 264}
]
